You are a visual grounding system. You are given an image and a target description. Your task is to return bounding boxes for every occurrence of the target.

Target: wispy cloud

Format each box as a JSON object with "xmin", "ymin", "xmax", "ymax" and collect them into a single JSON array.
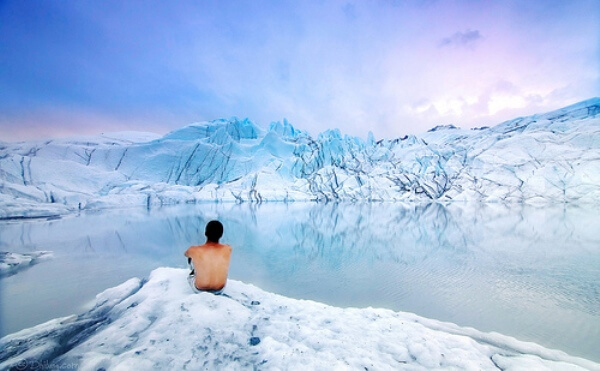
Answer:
[
  {"xmin": 439, "ymin": 29, "xmax": 482, "ymax": 48},
  {"xmin": 0, "ymin": 0, "xmax": 598, "ymax": 141}
]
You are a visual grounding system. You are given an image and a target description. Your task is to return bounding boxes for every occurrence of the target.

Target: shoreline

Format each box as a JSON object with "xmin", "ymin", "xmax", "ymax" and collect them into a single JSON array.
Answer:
[{"xmin": 3, "ymin": 197, "xmax": 600, "ymax": 222}]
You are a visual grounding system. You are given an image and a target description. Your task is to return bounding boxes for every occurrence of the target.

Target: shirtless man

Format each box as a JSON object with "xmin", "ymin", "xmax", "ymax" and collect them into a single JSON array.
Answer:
[{"xmin": 184, "ymin": 220, "xmax": 232, "ymax": 294}]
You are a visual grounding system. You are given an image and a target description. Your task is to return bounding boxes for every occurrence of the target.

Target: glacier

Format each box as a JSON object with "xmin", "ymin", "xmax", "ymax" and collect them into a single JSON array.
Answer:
[
  {"xmin": 1, "ymin": 98, "xmax": 599, "ymax": 218},
  {"xmin": 1, "ymin": 267, "xmax": 598, "ymax": 370}
]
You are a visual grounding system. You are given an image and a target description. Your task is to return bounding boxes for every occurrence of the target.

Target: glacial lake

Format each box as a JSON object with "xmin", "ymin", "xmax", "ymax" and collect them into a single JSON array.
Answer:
[{"xmin": 1, "ymin": 202, "xmax": 599, "ymax": 362}]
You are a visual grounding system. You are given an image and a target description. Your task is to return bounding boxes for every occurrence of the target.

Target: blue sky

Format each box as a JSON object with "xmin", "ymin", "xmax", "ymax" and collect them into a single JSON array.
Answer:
[{"xmin": 1, "ymin": 0, "xmax": 598, "ymax": 141}]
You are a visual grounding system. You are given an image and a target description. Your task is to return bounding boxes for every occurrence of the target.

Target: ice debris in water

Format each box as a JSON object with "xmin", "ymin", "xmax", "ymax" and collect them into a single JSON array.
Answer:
[{"xmin": 0, "ymin": 251, "xmax": 53, "ymax": 277}]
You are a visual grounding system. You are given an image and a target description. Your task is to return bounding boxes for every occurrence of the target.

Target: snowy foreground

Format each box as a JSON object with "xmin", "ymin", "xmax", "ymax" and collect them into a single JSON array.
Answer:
[
  {"xmin": 1, "ymin": 99, "xmax": 600, "ymax": 218},
  {"xmin": 0, "ymin": 251, "xmax": 52, "ymax": 277},
  {"xmin": 1, "ymin": 268, "xmax": 597, "ymax": 370}
]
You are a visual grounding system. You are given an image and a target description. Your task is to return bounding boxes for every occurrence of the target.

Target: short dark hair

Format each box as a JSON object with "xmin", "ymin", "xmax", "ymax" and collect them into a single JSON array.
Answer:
[{"xmin": 205, "ymin": 220, "xmax": 224, "ymax": 242}]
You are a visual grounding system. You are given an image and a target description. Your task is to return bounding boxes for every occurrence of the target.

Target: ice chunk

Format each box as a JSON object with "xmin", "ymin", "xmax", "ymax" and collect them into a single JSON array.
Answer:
[{"xmin": 0, "ymin": 251, "xmax": 53, "ymax": 277}]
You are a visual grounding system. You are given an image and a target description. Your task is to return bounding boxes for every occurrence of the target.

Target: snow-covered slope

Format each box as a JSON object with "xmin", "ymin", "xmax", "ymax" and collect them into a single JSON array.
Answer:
[
  {"xmin": 1, "ymin": 99, "xmax": 599, "ymax": 217},
  {"xmin": 1, "ymin": 268, "xmax": 597, "ymax": 370}
]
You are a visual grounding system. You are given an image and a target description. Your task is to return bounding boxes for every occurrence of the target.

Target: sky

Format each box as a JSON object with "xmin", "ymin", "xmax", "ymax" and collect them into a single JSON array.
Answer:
[{"xmin": 0, "ymin": 0, "xmax": 598, "ymax": 141}]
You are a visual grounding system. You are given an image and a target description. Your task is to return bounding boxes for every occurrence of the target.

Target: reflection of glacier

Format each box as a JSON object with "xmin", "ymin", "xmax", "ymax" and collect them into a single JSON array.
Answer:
[
  {"xmin": 280, "ymin": 202, "xmax": 468, "ymax": 264},
  {"xmin": 2, "ymin": 203, "xmax": 599, "ymax": 361},
  {"xmin": 2, "ymin": 202, "xmax": 599, "ymax": 264},
  {"xmin": 1, "ymin": 99, "xmax": 599, "ymax": 217},
  {"xmin": 3, "ymin": 202, "xmax": 598, "ymax": 312}
]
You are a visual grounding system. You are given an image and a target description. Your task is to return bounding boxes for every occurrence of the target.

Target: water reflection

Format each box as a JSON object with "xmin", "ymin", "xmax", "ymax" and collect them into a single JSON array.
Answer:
[{"xmin": 1, "ymin": 202, "xmax": 599, "ymax": 361}]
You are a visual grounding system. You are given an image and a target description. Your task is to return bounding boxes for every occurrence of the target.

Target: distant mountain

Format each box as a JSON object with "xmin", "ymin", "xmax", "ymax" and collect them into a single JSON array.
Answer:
[{"xmin": 1, "ymin": 98, "xmax": 599, "ymax": 218}]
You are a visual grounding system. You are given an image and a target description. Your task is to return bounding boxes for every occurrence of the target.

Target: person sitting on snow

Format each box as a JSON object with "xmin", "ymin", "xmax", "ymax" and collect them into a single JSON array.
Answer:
[{"xmin": 185, "ymin": 220, "xmax": 232, "ymax": 295}]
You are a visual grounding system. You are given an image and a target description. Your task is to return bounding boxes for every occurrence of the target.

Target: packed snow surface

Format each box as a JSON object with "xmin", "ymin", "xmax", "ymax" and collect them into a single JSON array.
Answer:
[
  {"xmin": 0, "ymin": 251, "xmax": 53, "ymax": 277},
  {"xmin": 0, "ymin": 268, "xmax": 597, "ymax": 370},
  {"xmin": 1, "ymin": 99, "xmax": 599, "ymax": 217}
]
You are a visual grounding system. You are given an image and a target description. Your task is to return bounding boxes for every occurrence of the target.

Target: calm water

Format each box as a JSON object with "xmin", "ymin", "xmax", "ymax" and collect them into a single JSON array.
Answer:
[{"xmin": 1, "ymin": 202, "xmax": 599, "ymax": 362}]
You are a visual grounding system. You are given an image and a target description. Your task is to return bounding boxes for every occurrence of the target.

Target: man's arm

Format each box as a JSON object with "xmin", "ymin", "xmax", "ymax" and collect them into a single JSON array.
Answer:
[
  {"xmin": 185, "ymin": 248, "xmax": 193, "ymax": 271},
  {"xmin": 184, "ymin": 248, "xmax": 191, "ymax": 264}
]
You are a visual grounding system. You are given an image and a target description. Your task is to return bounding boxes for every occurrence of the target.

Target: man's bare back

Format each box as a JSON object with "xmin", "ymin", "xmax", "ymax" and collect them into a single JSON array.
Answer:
[
  {"xmin": 185, "ymin": 242, "xmax": 232, "ymax": 291},
  {"xmin": 184, "ymin": 220, "xmax": 232, "ymax": 292}
]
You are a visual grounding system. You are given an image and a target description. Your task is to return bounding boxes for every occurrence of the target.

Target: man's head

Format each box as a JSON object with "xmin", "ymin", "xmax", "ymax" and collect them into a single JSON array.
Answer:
[{"xmin": 205, "ymin": 220, "xmax": 224, "ymax": 243}]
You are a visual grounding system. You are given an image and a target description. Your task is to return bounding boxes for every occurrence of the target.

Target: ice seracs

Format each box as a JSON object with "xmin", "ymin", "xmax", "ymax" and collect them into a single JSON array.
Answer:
[
  {"xmin": 0, "ymin": 98, "xmax": 599, "ymax": 217},
  {"xmin": 1, "ymin": 268, "xmax": 597, "ymax": 370}
]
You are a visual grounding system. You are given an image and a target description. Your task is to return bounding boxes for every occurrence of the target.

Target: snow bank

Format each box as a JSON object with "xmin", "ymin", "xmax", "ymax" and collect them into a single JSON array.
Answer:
[
  {"xmin": 1, "ymin": 268, "xmax": 597, "ymax": 370},
  {"xmin": 0, "ymin": 251, "xmax": 53, "ymax": 277}
]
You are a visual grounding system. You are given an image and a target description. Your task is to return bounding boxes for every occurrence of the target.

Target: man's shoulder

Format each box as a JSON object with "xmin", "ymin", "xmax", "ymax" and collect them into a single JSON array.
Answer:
[
  {"xmin": 212, "ymin": 243, "xmax": 232, "ymax": 254},
  {"xmin": 191, "ymin": 243, "xmax": 231, "ymax": 250},
  {"xmin": 186, "ymin": 245, "xmax": 203, "ymax": 254},
  {"xmin": 213, "ymin": 243, "xmax": 232, "ymax": 252},
  {"xmin": 219, "ymin": 243, "xmax": 232, "ymax": 251}
]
